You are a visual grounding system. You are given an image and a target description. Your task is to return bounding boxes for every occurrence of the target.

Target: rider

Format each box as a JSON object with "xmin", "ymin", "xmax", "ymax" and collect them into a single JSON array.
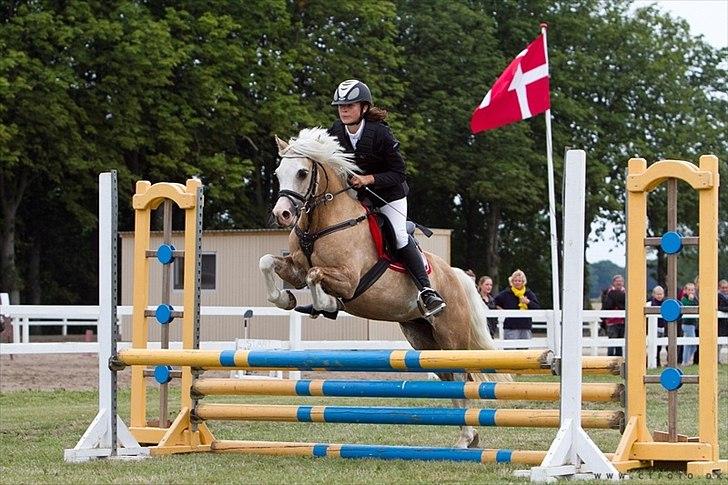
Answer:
[{"xmin": 328, "ymin": 79, "xmax": 446, "ymax": 317}]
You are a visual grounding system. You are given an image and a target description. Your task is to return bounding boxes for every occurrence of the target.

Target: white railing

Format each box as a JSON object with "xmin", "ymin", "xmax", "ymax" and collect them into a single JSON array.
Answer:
[{"xmin": 1, "ymin": 298, "xmax": 726, "ymax": 368}]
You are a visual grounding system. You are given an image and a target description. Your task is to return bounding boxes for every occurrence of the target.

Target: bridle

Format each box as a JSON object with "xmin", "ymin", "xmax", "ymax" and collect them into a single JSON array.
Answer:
[
  {"xmin": 276, "ymin": 153, "xmax": 367, "ymax": 266},
  {"xmin": 277, "ymin": 154, "xmax": 345, "ymax": 216}
]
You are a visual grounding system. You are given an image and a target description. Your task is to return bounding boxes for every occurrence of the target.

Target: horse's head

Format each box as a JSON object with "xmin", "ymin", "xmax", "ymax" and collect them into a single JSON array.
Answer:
[{"xmin": 271, "ymin": 128, "xmax": 358, "ymax": 227}]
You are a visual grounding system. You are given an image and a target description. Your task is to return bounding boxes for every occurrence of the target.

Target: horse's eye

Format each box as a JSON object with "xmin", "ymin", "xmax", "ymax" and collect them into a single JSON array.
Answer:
[{"xmin": 297, "ymin": 169, "xmax": 308, "ymax": 179}]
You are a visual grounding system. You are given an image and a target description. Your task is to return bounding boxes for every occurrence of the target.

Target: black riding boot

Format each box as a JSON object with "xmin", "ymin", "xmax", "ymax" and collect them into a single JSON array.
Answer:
[{"xmin": 397, "ymin": 239, "xmax": 446, "ymax": 317}]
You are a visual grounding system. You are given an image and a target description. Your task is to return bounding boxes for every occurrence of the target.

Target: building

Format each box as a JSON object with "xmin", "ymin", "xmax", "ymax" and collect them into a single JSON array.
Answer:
[{"xmin": 120, "ymin": 228, "xmax": 452, "ymax": 343}]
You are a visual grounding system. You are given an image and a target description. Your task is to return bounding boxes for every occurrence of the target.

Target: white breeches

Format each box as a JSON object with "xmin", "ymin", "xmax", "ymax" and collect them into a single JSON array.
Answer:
[{"xmin": 379, "ymin": 197, "xmax": 408, "ymax": 249}]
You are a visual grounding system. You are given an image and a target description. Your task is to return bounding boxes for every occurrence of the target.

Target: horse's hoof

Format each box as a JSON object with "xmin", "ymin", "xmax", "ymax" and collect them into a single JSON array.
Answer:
[
  {"xmin": 294, "ymin": 304, "xmax": 338, "ymax": 320},
  {"xmin": 454, "ymin": 432, "xmax": 479, "ymax": 449},
  {"xmin": 282, "ymin": 290, "xmax": 296, "ymax": 310}
]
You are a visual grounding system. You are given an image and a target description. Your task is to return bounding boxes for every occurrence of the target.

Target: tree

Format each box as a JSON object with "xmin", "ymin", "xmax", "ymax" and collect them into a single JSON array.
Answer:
[{"xmin": 2, "ymin": 0, "xmax": 726, "ymax": 305}]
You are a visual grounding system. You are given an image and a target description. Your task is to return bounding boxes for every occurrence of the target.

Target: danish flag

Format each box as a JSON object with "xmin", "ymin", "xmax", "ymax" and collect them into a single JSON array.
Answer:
[{"xmin": 470, "ymin": 34, "xmax": 550, "ymax": 134}]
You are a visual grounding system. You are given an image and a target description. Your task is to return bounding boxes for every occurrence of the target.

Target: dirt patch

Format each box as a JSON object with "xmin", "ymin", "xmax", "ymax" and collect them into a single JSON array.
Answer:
[
  {"xmin": 0, "ymin": 353, "xmax": 434, "ymax": 393},
  {"xmin": 0, "ymin": 354, "xmax": 125, "ymax": 392}
]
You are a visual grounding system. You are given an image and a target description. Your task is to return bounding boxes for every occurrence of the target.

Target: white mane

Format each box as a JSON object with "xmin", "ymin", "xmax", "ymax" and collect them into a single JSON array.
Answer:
[{"xmin": 282, "ymin": 127, "xmax": 360, "ymax": 176}]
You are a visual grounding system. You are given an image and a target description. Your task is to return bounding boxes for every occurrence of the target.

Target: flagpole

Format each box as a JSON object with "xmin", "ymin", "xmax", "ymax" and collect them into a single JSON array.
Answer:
[{"xmin": 541, "ymin": 22, "xmax": 561, "ymax": 354}]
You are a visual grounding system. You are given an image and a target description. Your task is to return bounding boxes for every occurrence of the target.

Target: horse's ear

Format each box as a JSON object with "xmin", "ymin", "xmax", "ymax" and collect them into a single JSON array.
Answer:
[{"xmin": 274, "ymin": 135, "xmax": 288, "ymax": 154}]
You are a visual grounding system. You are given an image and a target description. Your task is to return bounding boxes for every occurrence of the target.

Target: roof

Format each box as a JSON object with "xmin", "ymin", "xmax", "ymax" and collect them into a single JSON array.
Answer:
[{"xmin": 119, "ymin": 227, "xmax": 451, "ymax": 237}]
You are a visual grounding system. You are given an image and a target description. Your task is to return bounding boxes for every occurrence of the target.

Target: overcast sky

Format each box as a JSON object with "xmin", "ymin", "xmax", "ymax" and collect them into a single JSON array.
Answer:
[{"xmin": 585, "ymin": 0, "xmax": 727, "ymax": 266}]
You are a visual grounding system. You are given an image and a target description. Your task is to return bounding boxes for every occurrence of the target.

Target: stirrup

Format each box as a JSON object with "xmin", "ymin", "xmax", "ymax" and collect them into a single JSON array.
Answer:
[{"xmin": 417, "ymin": 288, "xmax": 446, "ymax": 317}]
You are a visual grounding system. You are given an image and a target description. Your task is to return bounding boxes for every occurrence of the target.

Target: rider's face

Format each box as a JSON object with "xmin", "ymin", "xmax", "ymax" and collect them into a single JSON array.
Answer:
[{"xmin": 338, "ymin": 102, "xmax": 364, "ymax": 125}]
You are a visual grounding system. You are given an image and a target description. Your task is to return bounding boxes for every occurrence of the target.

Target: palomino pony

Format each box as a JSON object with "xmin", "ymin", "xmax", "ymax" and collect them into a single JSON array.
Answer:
[{"xmin": 259, "ymin": 127, "xmax": 503, "ymax": 448}]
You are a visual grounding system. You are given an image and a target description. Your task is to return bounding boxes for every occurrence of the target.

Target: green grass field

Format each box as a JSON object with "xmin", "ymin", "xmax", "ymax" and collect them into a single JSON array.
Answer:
[{"xmin": 1, "ymin": 366, "xmax": 726, "ymax": 484}]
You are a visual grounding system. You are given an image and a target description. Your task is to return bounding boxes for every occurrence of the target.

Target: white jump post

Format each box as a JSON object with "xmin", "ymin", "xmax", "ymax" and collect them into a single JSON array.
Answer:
[
  {"xmin": 64, "ymin": 172, "xmax": 147, "ymax": 462},
  {"xmin": 527, "ymin": 150, "xmax": 619, "ymax": 481}
]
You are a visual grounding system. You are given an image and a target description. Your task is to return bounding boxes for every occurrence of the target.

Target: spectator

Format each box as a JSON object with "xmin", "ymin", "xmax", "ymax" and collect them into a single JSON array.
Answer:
[
  {"xmin": 718, "ymin": 279, "xmax": 728, "ymax": 363},
  {"xmin": 603, "ymin": 274, "xmax": 626, "ymax": 357},
  {"xmin": 680, "ymin": 282, "xmax": 699, "ymax": 366},
  {"xmin": 647, "ymin": 285, "xmax": 666, "ymax": 366},
  {"xmin": 493, "ymin": 269, "xmax": 540, "ymax": 340},
  {"xmin": 477, "ymin": 275, "xmax": 499, "ymax": 337},
  {"xmin": 598, "ymin": 285, "xmax": 612, "ymax": 335},
  {"xmin": 693, "ymin": 276, "xmax": 700, "ymax": 365}
]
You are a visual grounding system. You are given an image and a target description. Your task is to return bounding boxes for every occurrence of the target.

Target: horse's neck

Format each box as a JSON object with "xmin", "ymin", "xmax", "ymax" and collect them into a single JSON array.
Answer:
[{"xmin": 301, "ymin": 165, "xmax": 363, "ymax": 230}]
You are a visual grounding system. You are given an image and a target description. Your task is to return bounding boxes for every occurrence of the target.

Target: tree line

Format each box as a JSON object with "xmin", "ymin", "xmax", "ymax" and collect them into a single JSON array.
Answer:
[{"xmin": 1, "ymin": 0, "xmax": 726, "ymax": 305}]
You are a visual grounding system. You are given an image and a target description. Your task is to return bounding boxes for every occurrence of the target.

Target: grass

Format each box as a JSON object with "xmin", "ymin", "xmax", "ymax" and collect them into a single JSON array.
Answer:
[{"xmin": 1, "ymin": 366, "xmax": 727, "ymax": 484}]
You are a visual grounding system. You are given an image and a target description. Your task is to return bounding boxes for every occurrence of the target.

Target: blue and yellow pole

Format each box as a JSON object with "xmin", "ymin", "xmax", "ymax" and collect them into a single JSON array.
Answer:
[
  {"xmin": 118, "ymin": 348, "xmax": 554, "ymax": 371},
  {"xmin": 193, "ymin": 404, "xmax": 624, "ymax": 429},
  {"xmin": 192, "ymin": 378, "xmax": 623, "ymax": 402},
  {"xmin": 212, "ymin": 440, "xmax": 549, "ymax": 464}
]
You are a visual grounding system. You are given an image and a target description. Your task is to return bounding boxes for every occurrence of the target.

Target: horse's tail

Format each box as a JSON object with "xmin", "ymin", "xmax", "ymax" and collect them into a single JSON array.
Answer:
[{"xmin": 453, "ymin": 268, "xmax": 512, "ymax": 382}]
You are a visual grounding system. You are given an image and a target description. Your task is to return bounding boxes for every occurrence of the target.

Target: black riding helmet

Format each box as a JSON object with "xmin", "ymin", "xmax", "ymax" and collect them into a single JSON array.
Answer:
[{"xmin": 331, "ymin": 79, "xmax": 372, "ymax": 106}]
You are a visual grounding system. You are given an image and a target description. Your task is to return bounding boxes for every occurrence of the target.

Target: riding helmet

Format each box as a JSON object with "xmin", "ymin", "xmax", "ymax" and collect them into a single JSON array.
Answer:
[{"xmin": 331, "ymin": 79, "xmax": 372, "ymax": 106}]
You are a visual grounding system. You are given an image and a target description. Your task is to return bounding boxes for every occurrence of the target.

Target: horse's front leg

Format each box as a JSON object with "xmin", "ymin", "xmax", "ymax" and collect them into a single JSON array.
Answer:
[
  {"xmin": 259, "ymin": 254, "xmax": 306, "ymax": 310},
  {"xmin": 306, "ymin": 266, "xmax": 358, "ymax": 312}
]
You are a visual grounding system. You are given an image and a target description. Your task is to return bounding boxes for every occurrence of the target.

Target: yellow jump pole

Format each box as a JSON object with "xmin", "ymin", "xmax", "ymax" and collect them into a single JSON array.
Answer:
[
  {"xmin": 193, "ymin": 404, "xmax": 624, "ymax": 429},
  {"xmin": 116, "ymin": 348, "xmax": 554, "ymax": 371},
  {"xmin": 191, "ymin": 378, "xmax": 623, "ymax": 402},
  {"xmin": 212, "ymin": 440, "xmax": 550, "ymax": 465}
]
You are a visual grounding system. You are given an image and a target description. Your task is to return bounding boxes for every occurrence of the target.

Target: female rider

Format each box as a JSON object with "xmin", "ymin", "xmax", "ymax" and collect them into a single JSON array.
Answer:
[{"xmin": 328, "ymin": 79, "xmax": 445, "ymax": 317}]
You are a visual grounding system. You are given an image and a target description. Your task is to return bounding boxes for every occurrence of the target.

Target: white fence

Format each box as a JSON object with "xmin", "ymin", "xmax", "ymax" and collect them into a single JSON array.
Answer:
[{"xmin": 1, "ymin": 296, "xmax": 726, "ymax": 368}]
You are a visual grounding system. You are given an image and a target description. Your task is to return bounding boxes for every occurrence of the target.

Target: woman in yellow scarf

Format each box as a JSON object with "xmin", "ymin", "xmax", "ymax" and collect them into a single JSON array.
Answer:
[{"xmin": 493, "ymin": 269, "xmax": 540, "ymax": 341}]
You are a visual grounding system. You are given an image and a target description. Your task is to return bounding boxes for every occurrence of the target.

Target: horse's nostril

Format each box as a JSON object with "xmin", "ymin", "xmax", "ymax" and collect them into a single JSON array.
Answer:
[{"xmin": 281, "ymin": 210, "xmax": 291, "ymax": 220}]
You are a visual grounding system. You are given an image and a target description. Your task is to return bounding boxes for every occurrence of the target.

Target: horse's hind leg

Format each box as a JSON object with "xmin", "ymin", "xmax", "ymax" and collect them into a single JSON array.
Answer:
[
  {"xmin": 400, "ymin": 320, "xmax": 479, "ymax": 449},
  {"xmin": 259, "ymin": 254, "xmax": 305, "ymax": 310},
  {"xmin": 450, "ymin": 372, "xmax": 479, "ymax": 448}
]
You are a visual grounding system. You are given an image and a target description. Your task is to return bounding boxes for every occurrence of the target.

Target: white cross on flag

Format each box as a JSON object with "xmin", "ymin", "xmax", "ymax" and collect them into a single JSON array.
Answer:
[{"xmin": 470, "ymin": 34, "xmax": 550, "ymax": 134}]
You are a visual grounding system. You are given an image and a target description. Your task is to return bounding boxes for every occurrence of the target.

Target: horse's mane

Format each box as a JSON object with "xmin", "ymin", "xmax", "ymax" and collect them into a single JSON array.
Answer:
[{"xmin": 282, "ymin": 127, "xmax": 360, "ymax": 178}]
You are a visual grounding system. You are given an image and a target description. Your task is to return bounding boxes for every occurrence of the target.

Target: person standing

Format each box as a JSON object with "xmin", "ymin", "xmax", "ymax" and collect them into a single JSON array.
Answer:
[
  {"xmin": 680, "ymin": 282, "xmax": 699, "ymax": 366},
  {"xmin": 493, "ymin": 270, "xmax": 540, "ymax": 340},
  {"xmin": 603, "ymin": 274, "xmax": 626, "ymax": 357},
  {"xmin": 718, "ymin": 279, "xmax": 728, "ymax": 363},
  {"xmin": 478, "ymin": 275, "xmax": 499, "ymax": 337},
  {"xmin": 647, "ymin": 285, "xmax": 666, "ymax": 366}
]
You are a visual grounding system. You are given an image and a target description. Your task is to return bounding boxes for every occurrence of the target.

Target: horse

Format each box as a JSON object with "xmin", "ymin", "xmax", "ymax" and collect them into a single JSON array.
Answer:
[{"xmin": 259, "ymin": 127, "xmax": 505, "ymax": 448}]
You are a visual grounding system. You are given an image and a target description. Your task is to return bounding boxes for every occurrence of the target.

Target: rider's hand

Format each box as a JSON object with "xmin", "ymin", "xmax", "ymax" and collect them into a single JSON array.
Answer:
[{"xmin": 349, "ymin": 174, "xmax": 375, "ymax": 188}]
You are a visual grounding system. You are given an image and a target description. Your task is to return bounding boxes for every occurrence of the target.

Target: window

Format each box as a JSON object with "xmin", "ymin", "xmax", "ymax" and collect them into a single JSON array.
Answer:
[{"xmin": 173, "ymin": 253, "xmax": 216, "ymax": 290}]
